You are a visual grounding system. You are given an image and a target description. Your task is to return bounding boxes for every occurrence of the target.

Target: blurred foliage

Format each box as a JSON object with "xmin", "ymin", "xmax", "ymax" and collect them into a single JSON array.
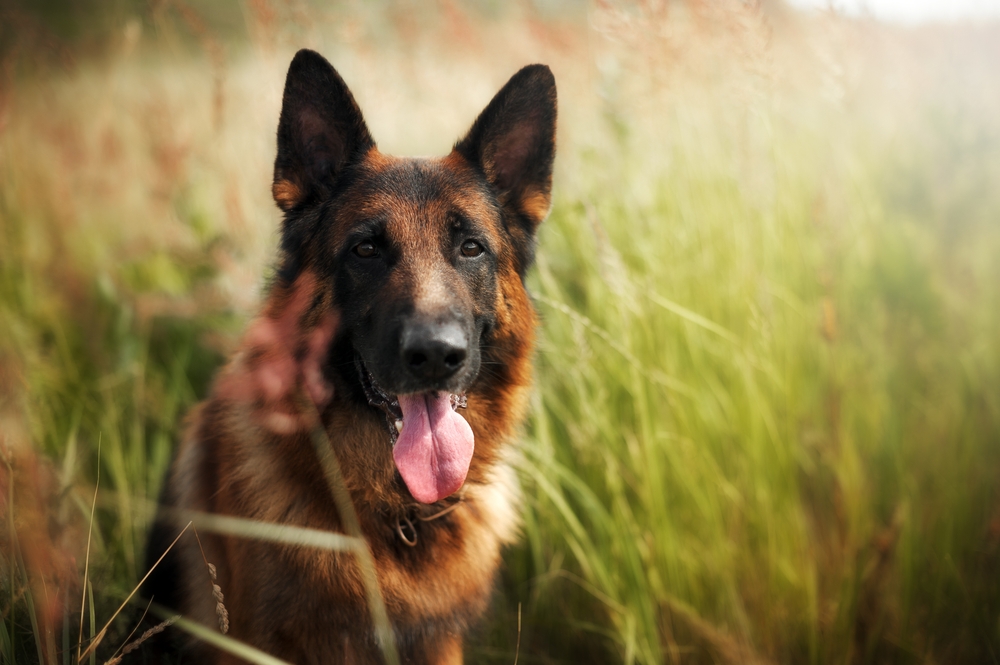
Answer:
[{"xmin": 2, "ymin": 1, "xmax": 999, "ymax": 663}]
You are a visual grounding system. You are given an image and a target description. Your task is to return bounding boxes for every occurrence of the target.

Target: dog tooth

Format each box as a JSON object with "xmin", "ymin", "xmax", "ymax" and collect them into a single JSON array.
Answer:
[{"xmin": 394, "ymin": 419, "xmax": 403, "ymax": 433}]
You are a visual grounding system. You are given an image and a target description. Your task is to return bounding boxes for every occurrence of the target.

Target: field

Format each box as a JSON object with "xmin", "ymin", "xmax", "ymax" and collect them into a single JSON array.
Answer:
[{"xmin": 2, "ymin": 1, "xmax": 1000, "ymax": 663}]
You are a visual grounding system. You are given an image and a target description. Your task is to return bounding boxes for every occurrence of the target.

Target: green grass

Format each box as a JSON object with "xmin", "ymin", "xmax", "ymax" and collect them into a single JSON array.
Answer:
[
  {"xmin": 2, "ymin": 3, "xmax": 1000, "ymax": 664},
  {"xmin": 511, "ymin": 113, "xmax": 1000, "ymax": 663}
]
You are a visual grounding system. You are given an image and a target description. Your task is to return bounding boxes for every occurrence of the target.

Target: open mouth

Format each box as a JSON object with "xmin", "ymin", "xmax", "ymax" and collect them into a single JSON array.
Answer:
[{"xmin": 356, "ymin": 357, "xmax": 473, "ymax": 504}]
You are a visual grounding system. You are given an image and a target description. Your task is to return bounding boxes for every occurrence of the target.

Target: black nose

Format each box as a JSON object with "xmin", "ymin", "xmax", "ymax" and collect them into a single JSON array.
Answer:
[{"xmin": 401, "ymin": 321, "xmax": 469, "ymax": 382}]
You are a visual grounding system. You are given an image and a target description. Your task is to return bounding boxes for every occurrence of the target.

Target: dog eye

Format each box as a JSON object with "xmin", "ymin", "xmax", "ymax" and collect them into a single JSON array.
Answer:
[
  {"xmin": 460, "ymin": 240, "xmax": 483, "ymax": 258},
  {"xmin": 354, "ymin": 241, "xmax": 378, "ymax": 258}
]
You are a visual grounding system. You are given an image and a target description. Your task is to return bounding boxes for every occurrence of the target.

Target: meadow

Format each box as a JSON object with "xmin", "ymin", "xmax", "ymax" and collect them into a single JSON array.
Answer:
[{"xmin": 2, "ymin": 1, "xmax": 999, "ymax": 663}]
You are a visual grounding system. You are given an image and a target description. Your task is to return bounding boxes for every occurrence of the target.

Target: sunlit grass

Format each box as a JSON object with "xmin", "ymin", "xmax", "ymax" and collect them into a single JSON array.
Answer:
[
  {"xmin": 505, "ymin": 32, "xmax": 1000, "ymax": 660},
  {"xmin": 2, "ymin": 2, "xmax": 999, "ymax": 663}
]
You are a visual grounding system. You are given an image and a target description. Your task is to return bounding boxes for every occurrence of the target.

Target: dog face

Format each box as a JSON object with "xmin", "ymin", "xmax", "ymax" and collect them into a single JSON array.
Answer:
[
  {"xmin": 269, "ymin": 50, "xmax": 555, "ymax": 502},
  {"xmin": 327, "ymin": 155, "xmax": 501, "ymax": 398}
]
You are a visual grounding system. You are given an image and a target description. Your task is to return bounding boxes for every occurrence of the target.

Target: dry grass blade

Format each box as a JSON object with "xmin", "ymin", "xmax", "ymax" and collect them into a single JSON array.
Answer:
[
  {"xmin": 193, "ymin": 528, "xmax": 229, "ymax": 634},
  {"xmin": 77, "ymin": 438, "xmax": 100, "ymax": 663},
  {"xmin": 77, "ymin": 521, "xmax": 192, "ymax": 663},
  {"xmin": 104, "ymin": 598, "xmax": 151, "ymax": 664},
  {"xmin": 513, "ymin": 602, "xmax": 522, "ymax": 665},
  {"xmin": 103, "ymin": 615, "xmax": 179, "ymax": 665},
  {"xmin": 4, "ymin": 446, "xmax": 22, "ymax": 661}
]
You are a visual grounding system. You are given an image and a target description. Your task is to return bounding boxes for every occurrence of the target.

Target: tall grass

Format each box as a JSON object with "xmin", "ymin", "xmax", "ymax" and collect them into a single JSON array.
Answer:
[
  {"xmin": 2, "ymin": 2, "xmax": 999, "ymax": 663},
  {"xmin": 501, "ymin": 12, "xmax": 1000, "ymax": 663}
]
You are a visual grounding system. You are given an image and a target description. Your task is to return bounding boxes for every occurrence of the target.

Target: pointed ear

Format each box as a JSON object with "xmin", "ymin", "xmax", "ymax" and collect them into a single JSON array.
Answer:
[
  {"xmin": 272, "ymin": 50, "xmax": 374, "ymax": 212},
  {"xmin": 454, "ymin": 64, "xmax": 557, "ymax": 235}
]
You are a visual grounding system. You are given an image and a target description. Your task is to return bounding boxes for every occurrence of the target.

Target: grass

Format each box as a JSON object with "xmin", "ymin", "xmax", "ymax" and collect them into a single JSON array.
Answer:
[{"xmin": 2, "ymin": 1, "xmax": 1000, "ymax": 663}]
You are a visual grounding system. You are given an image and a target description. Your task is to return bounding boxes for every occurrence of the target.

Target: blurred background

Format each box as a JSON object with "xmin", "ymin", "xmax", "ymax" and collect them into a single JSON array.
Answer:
[{"xmin": 1, "ymin": 1, "xmax": 999, "ymax": 663}]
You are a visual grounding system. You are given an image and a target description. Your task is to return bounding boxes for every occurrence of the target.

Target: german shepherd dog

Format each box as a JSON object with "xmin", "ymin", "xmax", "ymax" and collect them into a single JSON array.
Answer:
[{"xmin": 144, "ymin": 50, "xmax": 556, "ymax": 664}]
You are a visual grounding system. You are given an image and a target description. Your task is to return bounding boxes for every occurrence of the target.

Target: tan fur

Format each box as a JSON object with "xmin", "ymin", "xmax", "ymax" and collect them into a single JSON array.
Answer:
[
  {"xmin": 518, "ymin": 186, "xmax": 552, "ymax": 225},
  {"xmin": 271, "ymin": 178, "xmax": 303, "ymax": 211}
]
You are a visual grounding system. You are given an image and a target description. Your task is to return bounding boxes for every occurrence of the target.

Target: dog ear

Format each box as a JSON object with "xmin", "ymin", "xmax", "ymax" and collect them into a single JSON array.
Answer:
[
  {"xmin": 273, "ymin": 50, "xmax": 374, "ymax": 213},
  {"xmin": 455, "ymin": 64, "xmax": 557, "ymax": 256}
]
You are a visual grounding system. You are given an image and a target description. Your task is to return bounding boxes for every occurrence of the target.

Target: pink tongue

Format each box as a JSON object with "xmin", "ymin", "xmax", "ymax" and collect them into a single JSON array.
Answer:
[{"xmin": 393, "ymin": 393, "xmax": 474, "ymax": 504}]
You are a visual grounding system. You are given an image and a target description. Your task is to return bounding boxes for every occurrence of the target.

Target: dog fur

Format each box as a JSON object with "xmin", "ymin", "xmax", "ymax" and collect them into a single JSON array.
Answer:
[{"xmin": 144, "ymin": 49, "xmax": 556, "ymax": 664}]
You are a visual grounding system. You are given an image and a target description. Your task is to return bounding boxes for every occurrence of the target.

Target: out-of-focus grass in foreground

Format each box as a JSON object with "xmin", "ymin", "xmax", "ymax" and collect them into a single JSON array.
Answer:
[{"xmin": 1, "ymin": 2, "xmax": 999, "ymax": 663}]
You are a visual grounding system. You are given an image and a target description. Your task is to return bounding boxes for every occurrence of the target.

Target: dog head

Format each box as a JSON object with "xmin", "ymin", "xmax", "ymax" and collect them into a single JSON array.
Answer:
[{"xmin": 271, "ymin": 50, "xmax": 556, "ymax": 503}]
